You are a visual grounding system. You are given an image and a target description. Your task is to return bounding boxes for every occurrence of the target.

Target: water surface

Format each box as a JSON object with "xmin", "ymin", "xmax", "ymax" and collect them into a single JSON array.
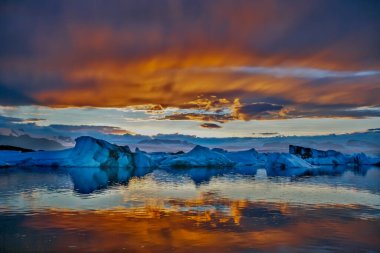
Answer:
[{"xmin": 0, "ymin": 166, "xmax": 379, "ymax": 252}]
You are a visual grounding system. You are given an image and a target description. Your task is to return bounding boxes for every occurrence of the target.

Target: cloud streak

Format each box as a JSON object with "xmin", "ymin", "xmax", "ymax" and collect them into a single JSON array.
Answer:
[
  {"xmin": 194, "ymin": 66, "xmax": 380, "ymax": 79},
  {"xmin": 49, "ymin": 125, "xmax": 134, "ymax": 135}
]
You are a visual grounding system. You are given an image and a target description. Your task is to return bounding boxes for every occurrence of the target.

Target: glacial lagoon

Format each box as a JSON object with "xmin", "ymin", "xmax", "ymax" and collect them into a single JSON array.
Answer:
[{"xmin": 0, "ymin": 166, "xmax": 379, "ymax": 252}]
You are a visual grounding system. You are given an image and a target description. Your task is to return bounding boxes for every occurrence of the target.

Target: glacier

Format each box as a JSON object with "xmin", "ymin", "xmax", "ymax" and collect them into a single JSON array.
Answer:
[{"xmin": 0, "ymin": 136, "xmax": 379, "ymax": 182}]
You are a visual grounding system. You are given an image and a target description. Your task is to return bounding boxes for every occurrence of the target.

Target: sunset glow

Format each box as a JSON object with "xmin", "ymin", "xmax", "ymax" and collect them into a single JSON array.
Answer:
[{"xmin": 1, "ymin": 0, "xmax": 379, "ymax": 136}]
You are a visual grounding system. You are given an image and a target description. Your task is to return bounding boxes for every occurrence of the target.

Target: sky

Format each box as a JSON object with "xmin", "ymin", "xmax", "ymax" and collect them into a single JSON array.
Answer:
[{"xmin": 0, "ymin": 0, "xmax": 379, "ymax": 137}]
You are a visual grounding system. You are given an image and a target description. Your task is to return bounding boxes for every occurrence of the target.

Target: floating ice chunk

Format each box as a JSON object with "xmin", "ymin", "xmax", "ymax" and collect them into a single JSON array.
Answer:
[
  {"xmin": 290, "ymin": 145, "xmax": 347, "ymax": 165},
  {"xmin": 65, "ymin": 136, "xmax": 133, "ymax": 168},
  {"xmin": 213, "ymin": 148, "xmax": 261, "ymax": 166},
  {"xmin": 160, "ymin": 145, "xmax": 235, "ymax": 168},
  {"xmin": 348, "ymin": 153, "xmax": 380, "ymax": 166},
  {"xmin": 133, "ymin": 148, "xmax": 155, "ymax": 168},
  {"xmin": 265, "ymin": 153, "xmax": 315, "ymax": 176},
  {"xmin": 0, "ymin": 136, "xmax": 134, "ymax": 168}
]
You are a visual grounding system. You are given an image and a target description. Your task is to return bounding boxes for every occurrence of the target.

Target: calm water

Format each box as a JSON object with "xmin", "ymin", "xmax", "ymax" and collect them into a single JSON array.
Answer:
[{"xmin": 0, "ymin": 166, "xmax": 379, "ymax": 252}]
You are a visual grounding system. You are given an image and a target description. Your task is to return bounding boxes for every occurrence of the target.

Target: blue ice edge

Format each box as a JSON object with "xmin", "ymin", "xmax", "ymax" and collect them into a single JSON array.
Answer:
[{"xmin": 0, "ymin": 136, "xmax": 379, "ymax": 193}]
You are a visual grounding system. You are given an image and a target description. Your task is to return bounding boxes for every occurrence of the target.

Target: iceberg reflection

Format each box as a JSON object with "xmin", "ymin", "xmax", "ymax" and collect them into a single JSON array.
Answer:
[
  {"xmin": 1, "ymin": 166, "xmax": 379, "ymax": 252},
  {"xmin": 68, "ymin": 165, "xmax": 373, "ymax": 194},
  {"xmin": 69, "ymin": 167, "xmax": 133, "ymax": 194}
]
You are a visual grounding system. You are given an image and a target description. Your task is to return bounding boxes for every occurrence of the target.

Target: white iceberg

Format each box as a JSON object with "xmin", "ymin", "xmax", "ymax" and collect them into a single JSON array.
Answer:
[
  {"xmin": 289, "ymin": 145, "xmax": 380, "ymax": 166},
  {"xmin": 265, "ymin": 153, "xmax": 315, "ymax": 176},
  {"xmin": 347, "ymin": 153, "xmax": 380, "ymax": 166},
  {"xmin": 0, "ymin": 136, "xmax": 134, "ymax": 168},
  {"xmin": 64, "ymin": 136, "xmax": 134, "ymax": 168},
  {"xmin": 132, "ymin": 148, "xmax": 156, "ymax": 176},
  {"xmin": 133, "ymin": 148, "xmax": 155, "ymax": 168},
  {"xmin": 213, "ymin": 148, "xmax": 265, "ymax": 166},
  {"xmin": 290, "ymin": 145, "xmax": 347, "ymax": 165},
  {"xmin": 0, "ymin": 148, "xmax": 71, "ymax": 167},
  {"xmin": 160, "ymin": 145, "xmax": 235, "ymax": 168}
]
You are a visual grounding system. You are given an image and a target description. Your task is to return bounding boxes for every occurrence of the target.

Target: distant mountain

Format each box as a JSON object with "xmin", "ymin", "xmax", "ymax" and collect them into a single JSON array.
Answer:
[
  {"xmin": 138, "ymin": 139, "xmax": 194, "ymax": 146},
  {"xmin": 0, "ymin": 145, "xmax": 34, "ymax": 152},
  {"xmin": 0, "ymin": 134, "xmax": 65, "ymax": 150},
  {"xmin": 346, "ymin": 140, "xmax": 380, "ymax": 149}
]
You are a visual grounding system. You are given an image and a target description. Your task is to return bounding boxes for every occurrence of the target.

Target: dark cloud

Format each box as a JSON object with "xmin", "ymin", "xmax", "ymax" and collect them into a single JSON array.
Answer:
[
  {"xmin": 284, "ymin": 102, "xmax": 380, "ymax": 119},
  {"xmin": 0, "ymin": 115, "xmax": 46, "ymax": 125},
  {"xmin": 162, "ymin": 99, "xmax": 380, "ymax": 122},
  {"xmin": 200, "ymin": 123, "xmax": 222, "ymax": 129},
  {"xmin": 238, "ymin": 103, "xmax": 283, "ymax": 115},
  {"xmin": 163, "ymin": 113, "xmax": 233, "ymax": 123},
  {"xmin": 256, "ymin": 1, "xmax": 380, "ymax": 63},
  {"xmin": 0, "ymin": 84, "xmax": 38, "ymax": 106},
  {"xmin": 254, "ymin": 132, "xmax": 279, "ymax": 136},
  {"xmin": 1, "ymin": 0, "xmax": 379, "ymax": 64},
  {"xmin": 23, "ymin": 118, "xmax": 46, "ymax": 123},
  {"xmin": 234, "ymin": 102, "xmax": 284, "ymax": 120},
  {"xmin": 0, "ymin": 115, "xmax": 24, "ymax": 124}
]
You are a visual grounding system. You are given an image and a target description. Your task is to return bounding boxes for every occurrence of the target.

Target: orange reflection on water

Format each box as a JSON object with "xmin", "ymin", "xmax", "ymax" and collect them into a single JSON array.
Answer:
[{"xmin": 16, "ymin": 200, "xmax": 380, "ymax": 253}]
